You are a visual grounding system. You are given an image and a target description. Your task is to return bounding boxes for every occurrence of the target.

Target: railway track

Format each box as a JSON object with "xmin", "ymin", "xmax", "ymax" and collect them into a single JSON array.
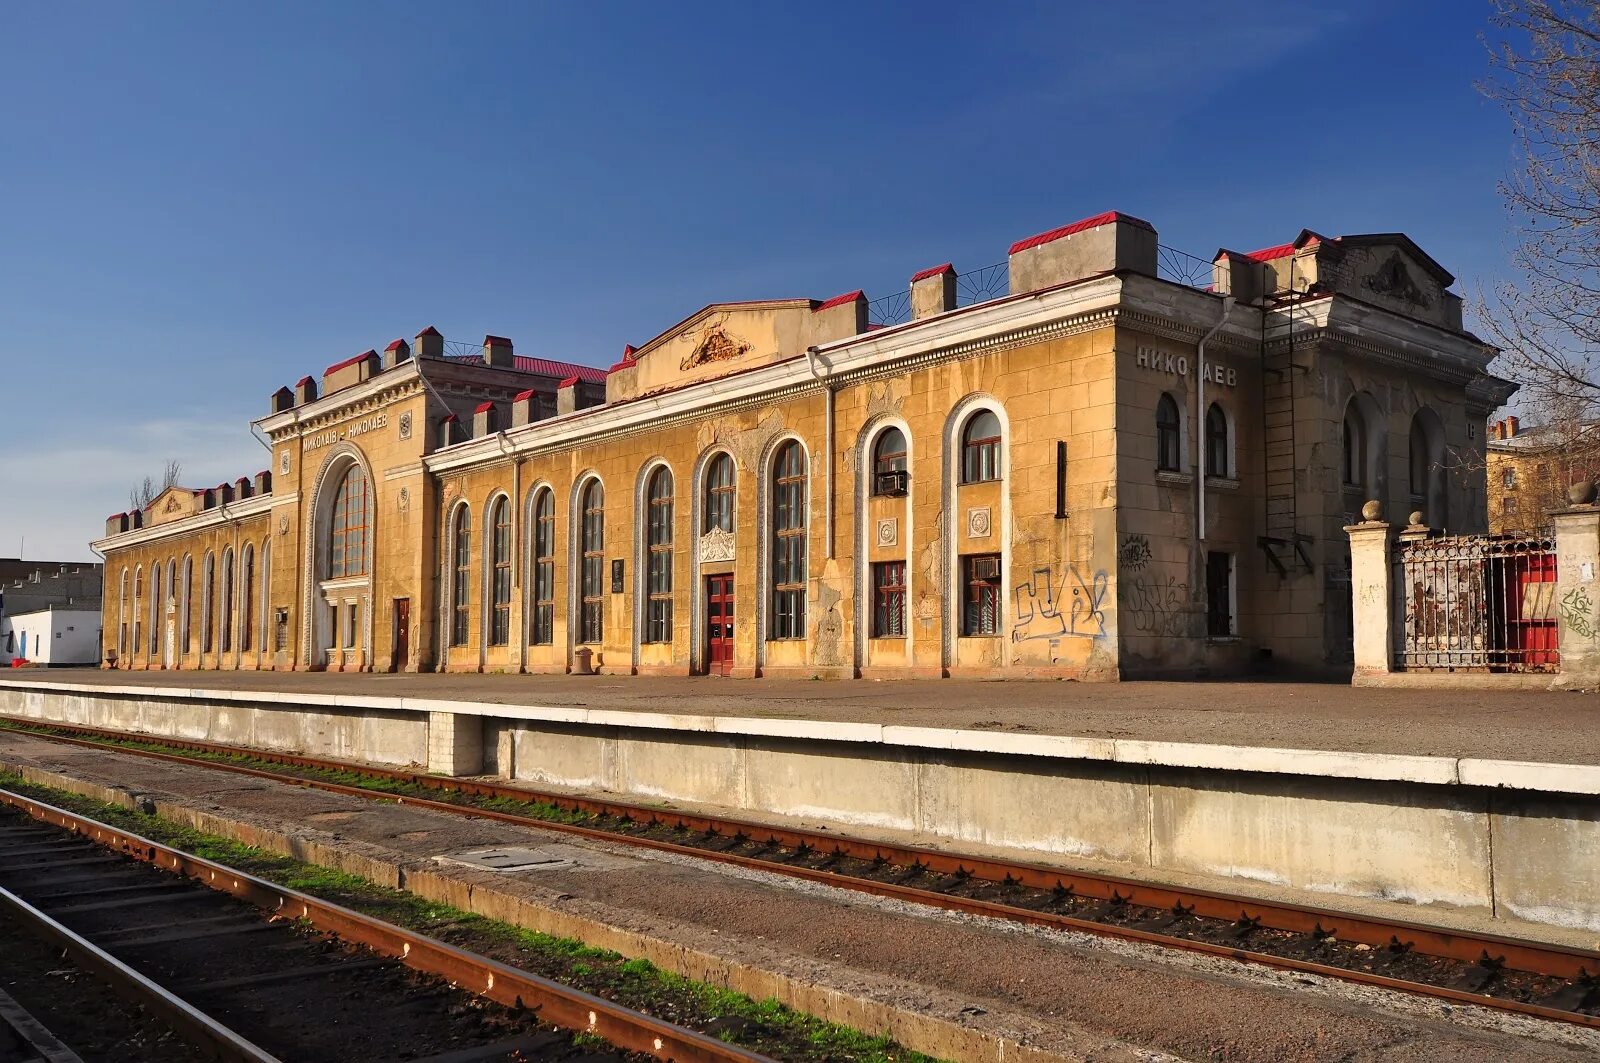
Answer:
[
  {"xmin": 0, "ymin": 785, "xmax": 772, "ymax": 1063},
  {"xmin": 6, "ymin": 715, "xmax": 1600, "ymax": 1033}
]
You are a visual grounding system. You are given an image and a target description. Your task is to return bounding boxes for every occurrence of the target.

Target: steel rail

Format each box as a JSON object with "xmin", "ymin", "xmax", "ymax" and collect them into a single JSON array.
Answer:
[
  {"xmin": 0, "ymin": 787, "xmax": 773, "ymax": 1063},
  {"xmin": 0, "ymin": 882, "xmax": 281, "ymax": 1062},
  {"xmin": 6, "ymin": 716, "xmax": 1600, "ymax": 1029}
]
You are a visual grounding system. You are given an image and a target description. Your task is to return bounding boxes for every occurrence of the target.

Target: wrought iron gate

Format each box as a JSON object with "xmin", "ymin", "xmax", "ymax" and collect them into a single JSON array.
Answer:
[{"xmin": 1394, "ymin": 533, "xmax": 1559, "ymax": 673}]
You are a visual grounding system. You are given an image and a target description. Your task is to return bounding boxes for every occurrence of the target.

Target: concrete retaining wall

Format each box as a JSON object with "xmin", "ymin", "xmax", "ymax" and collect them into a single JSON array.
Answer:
[{"xmin": 5, "ymin": 681, "xmax": 1599, "ymax": 933}]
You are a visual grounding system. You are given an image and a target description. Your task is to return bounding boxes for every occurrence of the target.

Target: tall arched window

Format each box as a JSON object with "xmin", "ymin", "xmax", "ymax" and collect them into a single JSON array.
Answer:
[
  {"xmin": 259, "ymin": 541, "xmax": 270, "ymax": 654},
  {"xmin": 117, "ymin": 569, "xmax": 128, "ymax": 660},
  {"xmin": 163, "ymin": 559, "xmax": 175, "ymax": 658},
  {"xmin": 220, "ymin": 547, "xmax": 235, "ymax": 653},
  {"xmin": 704, "ymin": 453, "xmax": 734, "ymax": 533},
  {"xmin": 133, "ymin": 566, "xmax": 143, "ymax": 657},
  {"xmin": 329, "ymin": 465, "xmax": 370, "ymax": 579},
  {"xmin": 240, "ymin": 545, "xmax": 255, "ymax": 652},
  {"xmin": 180, "ymin": 556, "xmax": 193, "ymax": 652},
  {"xmin": 1156, "ymin": 394, "xmax": 1181, "ymax": 472},
  {"xmin": 489, "ymin": 496, "xmax": 511, "ymax": 646},
  {"xmin": 873, "ymin": 427, "xmax": 909, "ymax": 495},
  {"xmin": 645, "ymin": 468, "xmax": 674, "ymax": 643},
  {"xmin": 961, "ymin": 410, "xmax": 1002, "ymax": 483},
  {"xmin": 1409, "ymin": 416, "xmax": 1429, "ymax": 499},
  {"xmin": 450, "ymin": 506, "xmax": 470, "ymax": 647},
  {"xmin": 530, "ymin": 489, "xmax": 555, "ymax": 645},
  {"xmin": 149, "ymin": 563, "xmax": 162, "ymax": 657},
  {"xmin": 771, "ymin": 441, "xmax": 807, "ymax": 639},
  {"xmin": 580, "ymin": 480, "xmax": 605, "ymax": 645},
  {"xmin": 201, "ymin": 554, "xmax": 214, "ymax": 653},
  {"xmin": 1343, "ymin": 404, "xmax": 1367, "ymax": 488},
  {"xmin": 1205, "ymin": 403, "xmax": 1230, "ymax": 478}
]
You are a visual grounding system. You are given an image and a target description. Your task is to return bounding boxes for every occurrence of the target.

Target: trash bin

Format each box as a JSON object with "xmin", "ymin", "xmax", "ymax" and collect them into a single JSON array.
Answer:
[{"xmin": 572, "ymin": 647, "xmax": 595, "ymax": 675}]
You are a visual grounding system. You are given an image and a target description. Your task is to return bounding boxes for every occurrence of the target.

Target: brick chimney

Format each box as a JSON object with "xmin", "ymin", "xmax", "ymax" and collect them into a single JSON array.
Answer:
[
  {"xmin": 294, "ymin": 375, "xmax": 318, "ymax": 406},
  {"xmin": 910, "ymin": 264, "xmax": 956, "ymax": 320},
  {"xmin": 510, "ymin": 389, "xmax": 539, "ymax": 428},
  {"xmin": 269, "ymin": 386, "xmax": 294, "ymax": 414},
  {"xmin": 810, "ymin": 290, "xmax": 868, "ymax": 342},
  {"xmin": 1008, "ymin": 211, "xmax": 1157, "ymax": 296},
  {"xmin": 1506, "ymin": 415, "xmax": 1520, "ymax": 438},
  {"xmin": 472, "ymin": 400, "xmax": 500, "ymax": 437},
  {"xmin": 384, "ymin": 338, "xmax": 411, "ymax": 371},
  {"xmin": 415, "ymin": 326, "xmax": 444, "ymax": 360}
]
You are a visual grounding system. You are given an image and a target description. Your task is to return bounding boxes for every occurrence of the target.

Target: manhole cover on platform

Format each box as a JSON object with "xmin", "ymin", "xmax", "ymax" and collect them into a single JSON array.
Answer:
[{"xmin": 442, "ymin": 846, "xmax": 572, "ymax": 872}]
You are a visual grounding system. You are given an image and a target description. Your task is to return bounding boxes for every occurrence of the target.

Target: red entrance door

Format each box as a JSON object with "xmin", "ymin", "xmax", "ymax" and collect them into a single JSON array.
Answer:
[{"xmin": 705, "ymin": 575, "xmax": 734, "ymax": 677}]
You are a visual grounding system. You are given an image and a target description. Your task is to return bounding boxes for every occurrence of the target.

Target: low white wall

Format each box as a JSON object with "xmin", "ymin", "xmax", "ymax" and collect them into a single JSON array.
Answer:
[{"xmin": 3, "ymin": 681, "xmax": 1598, "ymax": 933}]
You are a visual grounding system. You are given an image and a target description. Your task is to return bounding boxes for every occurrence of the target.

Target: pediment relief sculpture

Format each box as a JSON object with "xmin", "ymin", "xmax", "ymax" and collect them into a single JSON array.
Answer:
[{"xmin": 680, "ymin": 319, "xmax": 752, "ymax": 372}]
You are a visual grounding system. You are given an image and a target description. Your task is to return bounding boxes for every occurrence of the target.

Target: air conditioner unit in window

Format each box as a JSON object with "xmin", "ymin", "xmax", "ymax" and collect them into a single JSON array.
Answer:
[
  {"xmin": 874, "ymin": 470, "xmax": 909, "ymax": 497},
  {"xmin": 971, "ymin": 557, "xmax": 1001, "ymax": 580}
]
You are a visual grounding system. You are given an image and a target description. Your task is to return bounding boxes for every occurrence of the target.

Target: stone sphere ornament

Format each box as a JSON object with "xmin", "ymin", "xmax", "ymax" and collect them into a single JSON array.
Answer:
[
  {"xmin": 1569, "ymin": 479, "xmax": 1598, "ymax": 506},
  {"xmin": 1408, "ymin": 511, "xmax": 1425, "ymax": 527},
  {"xmin": 1360, "ymin": 500, "xmax": 1383, "ymax": 521}
]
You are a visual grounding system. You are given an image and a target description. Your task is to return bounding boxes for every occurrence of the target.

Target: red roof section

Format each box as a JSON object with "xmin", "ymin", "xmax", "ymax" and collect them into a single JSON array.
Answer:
[
  {"xmin": 384, "ymin": 338, "xmax": 407, "ymax": 352},
  {"xmin": 296, "ymin": 375, "xmax": 315, "ymax": 387},
  {"xmin": 444, "ymin": 353, "xmax": 607, "ymax": 384},
  {"xmin": 1008, "ymin": 211, "xmax": 1154, "ymax": 255},
  {"xmin": 416, "ymin": 325, "xmax": 442, "ymax": 338},
  {"xmin": 484, "ymin": 334, "xmax": 513, "ymax": 347},
  {"xmin": 814, "ymin": 289, "xmax": 865, "ymax": 312},
  {"xmin": 513, "ymin": 389, "xmax": 536, "ymax": 402},
  {"xmin": 323, "ymin": 350, "xmax": 376, "ymax": 375},
  {"xmin": 911, "ymin": 263, "xmax": 954, "ymax": 282},
  {"xmin": 474, "ymin": 401, "xmax": 495, "ymax": 414},
  {"xmin": 442, "ymin": 413, "xmax": 458, "ymax": 422},
  {"xmin": 1241, "ymin": 241, "xmax": 1296, "ymax": 262},
  {"xmin": 558, "ymin": 375, "xmax": 580, "ymax": 388}
]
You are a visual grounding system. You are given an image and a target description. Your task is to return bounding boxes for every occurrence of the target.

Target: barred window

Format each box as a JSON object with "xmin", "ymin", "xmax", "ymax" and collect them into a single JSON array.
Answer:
[
  {"xmin": 489, "ymin": 497, "xmax": 511, "ymax": 646},
  {"xmin": 704, "ymin": 452, "xmax": 734, "ymax": 533},
  {"xmin": 1157, "ymin": 395, "xmax": 1181, "ymax": 472},
  {"xmin": 873, "ymin": 560, "xmax": 906, "ymax": 638},
  {"xmin": 961, "ymin": 410, "xmax": 1002, "ymax": 484},
  {"xmin": 329, "ymin": 465, "xmax": 370, "ymax": 578},
  {"xmin": 451, "ymin": 506, "xmax": 470, "ymax": 647},
  {"xmin": 645, "ymin": 468, "xmax": 674, "ymax": 643},
  {"xmin": 580, "ymin": 480, "xmax": 605, "ymax": 645},
  {"xmin": 132, "ymin": 566, "xmax": 143, "ymax": 658},
  {"xmin": 770, "ymin": 441, "xmax": 807, "ymax": 639},
  {"xmin": 530, "ymin": 489, "xmax": 555, "ymax": 645},
  {"xmin": 962, "ymin": 554, "xmax": 1002, "ymax": 636},
  {"xmin": 873, "ymin": 428, "xmax": 908, "ymax": 496}
]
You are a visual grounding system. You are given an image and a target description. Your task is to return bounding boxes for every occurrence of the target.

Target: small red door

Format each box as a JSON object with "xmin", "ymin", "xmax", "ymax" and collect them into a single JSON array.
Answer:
[{"xmin": 705, "ymin": 576, "xmax": 734, "ymax": 677}]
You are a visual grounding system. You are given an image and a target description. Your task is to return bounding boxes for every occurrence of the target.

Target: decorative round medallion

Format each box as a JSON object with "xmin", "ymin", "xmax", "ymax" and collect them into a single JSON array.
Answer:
[
  {"xmin": 399, "ymin": 411, "xmax": 413, "ymax": 440},
  {"xmin": 278, "ymin": 451, "xmax": 291, "ymax": 475},
  {"xmin": 875, "ymin": 517, "xmax": 898, "ymax": 548},
  {"xmin": 966, "ymin": 506, "xmax": 993, "ymax": 539}
]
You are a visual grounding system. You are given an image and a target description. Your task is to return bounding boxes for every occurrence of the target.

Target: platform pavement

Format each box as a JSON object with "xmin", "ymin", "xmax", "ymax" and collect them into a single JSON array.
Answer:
[{"xmin": 4, "ymin": 669, "xmax": 1597, "ymax": 786}]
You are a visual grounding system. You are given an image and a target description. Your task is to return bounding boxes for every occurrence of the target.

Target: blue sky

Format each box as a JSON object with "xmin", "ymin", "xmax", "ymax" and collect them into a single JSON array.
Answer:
[{"xmin": 1, "ymin": 2, "xmax": 1520, "ymax": 561}]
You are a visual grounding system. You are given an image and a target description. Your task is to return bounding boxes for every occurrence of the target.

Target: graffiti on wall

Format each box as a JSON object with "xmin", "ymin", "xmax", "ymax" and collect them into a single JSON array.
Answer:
[
  {"xmin": 1118, "ymin": 534, "xmax": 1152, "ymax": 572},
  {"xmin": 1120, "ymin": 574, "xmax": 1190, "ymax": 638},
  {"xmin": 1561, "ymin": 587, "xmax": 1597, "ymax": 640},
  {"xmin": 1012, "ymin": 564, "xmax": 1108, "ymax": 642}
]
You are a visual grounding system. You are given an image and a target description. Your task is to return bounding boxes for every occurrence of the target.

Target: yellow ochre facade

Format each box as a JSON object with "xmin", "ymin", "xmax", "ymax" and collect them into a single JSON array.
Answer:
[{"xmin": 94, "ymin": 211, "xmax": 1514, "ymax": 680}]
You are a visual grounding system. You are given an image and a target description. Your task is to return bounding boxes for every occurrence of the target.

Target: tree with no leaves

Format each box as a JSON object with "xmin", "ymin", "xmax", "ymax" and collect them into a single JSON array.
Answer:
[
  {"xmin": 1480, "ymin": 1, "xmax": 1600, "ymax": 416},
  {"xmin": 129, "ymin": 460, "xmax": 183, "ymax": 511}
]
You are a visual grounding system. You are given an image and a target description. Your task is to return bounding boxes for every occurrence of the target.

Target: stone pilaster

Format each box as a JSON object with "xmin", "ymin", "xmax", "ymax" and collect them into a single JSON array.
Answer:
[
  {"xmin": 1345, "ymin": 508, "xmax": 1397, "ymax": 680},
  {"xmin": 1552, "ymin": 502, "xmax": 1600, "ymax": 688}
]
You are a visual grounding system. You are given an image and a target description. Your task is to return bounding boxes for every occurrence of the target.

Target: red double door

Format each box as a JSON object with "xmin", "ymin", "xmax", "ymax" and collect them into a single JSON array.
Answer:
[{"xmin": 705, "ymin": 575, "xmax": 734, "ymax": 677}]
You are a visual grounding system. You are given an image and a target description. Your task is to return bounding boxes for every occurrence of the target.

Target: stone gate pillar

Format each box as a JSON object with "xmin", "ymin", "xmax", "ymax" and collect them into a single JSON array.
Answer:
[
  {"xmin": 1552, "ymin": 499, "xmax": 1600, "ymax": 688},
  {"xmin": 1345, "ymin": 502, "xmax": 1396, "ymax": 681}
]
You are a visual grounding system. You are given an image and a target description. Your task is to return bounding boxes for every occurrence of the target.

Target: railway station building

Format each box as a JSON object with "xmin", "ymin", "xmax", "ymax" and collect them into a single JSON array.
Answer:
[{"xmin": 93, "ymin": 210, "xmax": 1513, "ymax": 680}]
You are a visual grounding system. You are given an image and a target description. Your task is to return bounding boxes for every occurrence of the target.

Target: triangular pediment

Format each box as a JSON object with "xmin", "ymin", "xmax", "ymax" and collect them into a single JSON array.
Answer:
[
  {"xmin": 609, "ymin": 300, "xmax": 816, "ymax": 400},
  {"xmin": 147, "ymin": 486, "xmax": 203, "ymax": 526}
]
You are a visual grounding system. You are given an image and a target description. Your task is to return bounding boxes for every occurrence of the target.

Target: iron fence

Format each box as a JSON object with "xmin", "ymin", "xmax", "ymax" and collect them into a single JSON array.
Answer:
[{"xmin": 1394, "ymin": 532, "xmax": 1559, "ymax": 673}]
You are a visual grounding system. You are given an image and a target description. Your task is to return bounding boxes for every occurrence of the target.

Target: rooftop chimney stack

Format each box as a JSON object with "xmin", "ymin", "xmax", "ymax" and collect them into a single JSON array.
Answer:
[
  {"xmin": 910, "ymin": 264, "xmax": 957, "ymax": 320},
  {"xmin": 484, "ymin": 335, "xmax": 514, "ymax": 369},
  {"xmin": 1008, "ymin": 211, "xmax": 1157, "ymax": 296},
  {"xmin": 384, "ymin": 338, "xmax": 411, "ymax": 371},
  {"xmin": 415, "ymin": 326, "xmax": 444, "ymax": 359},
  {"xmin": 1506, "ymin": 415, "xmax": 1520, "ymax": 438}
]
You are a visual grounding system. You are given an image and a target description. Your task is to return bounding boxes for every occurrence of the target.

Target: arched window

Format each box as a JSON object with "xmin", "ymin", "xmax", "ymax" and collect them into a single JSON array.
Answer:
[
  {"xmin": 530, "ymin": 489, "xmax": 555, "ymax": 645},
  {"xmin": 164, "ymin": 559, "xmax": 175, "ymax": 658},
  {"xmin": 960, "ymin": 410, "xmax": 1002, "ymax": 484},
  {"xmin": 132, "ymin": 566, "xmax": 143, "ymax": 657},
  {"xmin": 117, "ymin": 569, "xmax": 128, "ymax": 660},
  {"xmin": 873, "ymin": 427, "xmax": 909, "ymax": 496},
  {"xmin": 180, "ymin": 556, "xmax": 193, "ymax": 652},
  {"xmin": 1205, "ymin": 403, "xmax": 1230, "ymax": 478},
  {"xmin": 645, "ymin": 468, "xmax": 674, "ymax": 643},
  {"xmin": 450, "ymin": 506, "xmax": 470, "ymax": 647},
  {"xmin": 1156, "ymin": 394, "xmax": 1181, "ymax": 472},
  {"xmin": 259, "ymin": 541, "xmax": 270, "ymax": 654},
  {"xmin": 240, "ymin": 545, "xmax": 255, "ymax": 652},
  {"xmin": 489, "ymin": 497, "xmax": 511, "ymax": 646},
  {"xmin": 771, "ymin": 441, "xmax": 807, "ymax": 639},
  {"xmin": 149, "ymin": 563, "xmax": 162, "ymax": 657},
  {"xmin": 329, "ymin": 465, "xmax": 370, "ymax": 579},
  {"xmin": 580, "ymin": 481, "xmax": 605, "ymax": 645},
  {"xmin": 201, "ymin": 554, "xmax": 214, "ymax": 653},
  {"xmin": 220, "ymin": 547, "xmax": 234, "ymax": 653},
  {"xmin": 704, "ymin": 453, "xmax": 734, "ymax": 534},
  {"xmin": 1343, "ymin": 404, "xmax": 1367, "ymax": 488}
]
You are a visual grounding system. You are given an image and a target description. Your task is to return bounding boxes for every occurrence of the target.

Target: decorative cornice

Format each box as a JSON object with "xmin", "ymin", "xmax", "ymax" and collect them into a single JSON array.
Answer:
[{"xmin": 93, "ymin": 493, "xmax": 288, "ymax": 554}]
